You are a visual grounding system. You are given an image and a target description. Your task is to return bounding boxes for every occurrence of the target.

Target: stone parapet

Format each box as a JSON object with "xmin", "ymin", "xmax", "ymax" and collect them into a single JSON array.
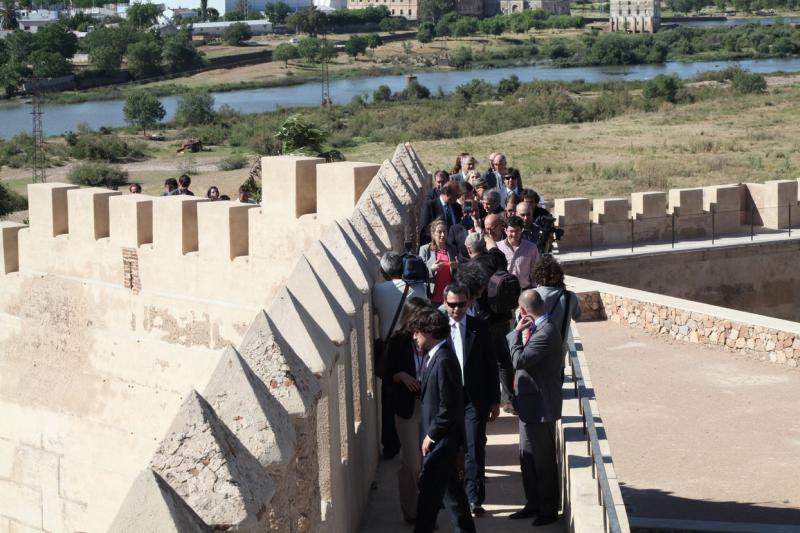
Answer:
[
  {"xmin": 316, "ymin": 161, "xmax": 380, "ymax": 223},
  {"xmin": 570, "ymin": 276, "xmax": 800, "ymax": 368},
  {"xmin": 0, "ymin": 222, "xmax": 25, "ymax": 275}
]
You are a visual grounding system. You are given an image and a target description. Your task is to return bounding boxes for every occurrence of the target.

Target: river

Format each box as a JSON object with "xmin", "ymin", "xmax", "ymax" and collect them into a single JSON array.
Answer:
[{"xmin": 2, "ymin": 55, "xmax": 800, "ymax": 139}]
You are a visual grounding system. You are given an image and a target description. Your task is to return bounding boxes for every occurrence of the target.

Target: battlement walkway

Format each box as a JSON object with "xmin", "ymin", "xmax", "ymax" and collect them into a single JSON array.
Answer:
[{"xmin": 579, "ymin": 320, "xmax": 800, "ymax": 532}]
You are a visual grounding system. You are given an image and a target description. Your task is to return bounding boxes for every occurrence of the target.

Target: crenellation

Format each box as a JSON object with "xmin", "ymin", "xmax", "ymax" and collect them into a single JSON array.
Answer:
[
  {"xmin": 554, "ymin": 198, "xmax": 591, "ymax": 250},
  {"xmin": 152, "ymin": 195, "xmax": 210, "ymax": 256},
  {"xmin": 703, "ymin": 183, "xmax": 744, "ymax": 234},
  {"xmin": 27, "ymin": 183, "xmax": 78, "ymax": 238},
  {"xmin": 109, "ymin": 194, "xmax": 153, "ymax": 248},
  {"xmin": 197, "ymin": 200, "xmax": 257, "ymax": 261},
  {"xmin": 66, "ymin": 187, "xmax": 121, "ymax": 241},
  {"xmin": 261, "ymin": 155, "xmax": 324, "ymax": 219},
  {"xmin": 0, "ymin": 222, "xmax": 26, "ymax": 275},
  {"xmin": 315, "ymin": 161, "xmax": 380, "ymax": 223}
]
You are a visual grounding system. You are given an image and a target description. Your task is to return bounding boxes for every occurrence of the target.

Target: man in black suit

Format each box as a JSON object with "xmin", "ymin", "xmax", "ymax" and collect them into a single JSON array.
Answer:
[
  {"xmin": 420, "ymin": 182, "xmax": 463, "ymax": 246},
  {"xmin": 444, "ymin": 282, "xmax": 500, "ymax": 516},
  {"xmin": 411, "ymin": 306, "xmax": 476, "ymax": 533},
  {"xmin": 506, "ymin": 289, "xmax": 563, "ymax": 527},
  {"xmin": 427, "ymin": 170, "xmax": 451, "ymax": 201}
]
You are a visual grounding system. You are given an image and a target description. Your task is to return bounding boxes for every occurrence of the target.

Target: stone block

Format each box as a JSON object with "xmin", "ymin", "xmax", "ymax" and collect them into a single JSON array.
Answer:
[
  {"xmin": 109, "ymin": 195, "xmax": 154, "ymax": 248},
  {"xmin": 0, "ymin": 222, "xmax": 25, "ymax": 274},
  {"xmin": 591, "ymin": 198, "xmax": 629, "ymax": 246},
  {"xmin": 285, "ymin": 257, "xmax": 349, "ymax": 345},
  {"xmin": 152, "ymin": 196, "xmax": 209, "ymax": 256},
  {"xmin": 316, "ymin": 162, "xmax": 379, "ymax": 223},
  {"xmin": 668, "ymin": 188, "xmax": 703, "ymax": 216},
  {"xmin": 261, "ymin": 155, "xmax": 324, "ymax": 219},
  {"xmin": 631, "ymin": 191, "xmax": 667, "ymax": 219},
  {"xmin": 0, "ymin": 478, "xmax": 41, "ymax": 529},
  {"xmin": 554, "ymin": 198, "xmax": 591, "ymax": 250},
  {"xmin": 703, "ymin": 184, "xmax": 744, "ymax": 235},
  {"xmin": 66, "ymin": 187, "xmax": 121, "ymax": 240},
  {"xmin": 27, "ymin": 183, "xmax": 79, "ymax": 237},
  {"xmin": 150, "ymin": 391, "xmax": 273, "ymax": 530},
  {"xmin": 764, "ymin": 179, "xmax": 798, "ymax": 229},
  {"xmin": 108, "ymin": 470, "xmax": 211, "ymax": 533},
  {"xmin": 591, "ymin": 198, "xmax": 628, "ymax": 224},
  {"xmin": 197, "ymin": 200, "xmax": 257, "ymax": 261},
  {"xmin": 320, "ymin": 221, "xmax": 374, "ymax": 294}
]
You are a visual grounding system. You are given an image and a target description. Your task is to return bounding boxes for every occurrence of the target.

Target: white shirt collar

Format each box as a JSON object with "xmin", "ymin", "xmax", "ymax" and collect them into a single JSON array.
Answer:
[
  {"xmin": 534, "ymin": 314, "xmax": 549, "ymax": 328},
  {"xmin": 427, "ymin": 339, "xmax": 447, "ymax": 361},
  {"xmin": 449, "ymin": 315, "xmax": 467, "ymax": 328}
]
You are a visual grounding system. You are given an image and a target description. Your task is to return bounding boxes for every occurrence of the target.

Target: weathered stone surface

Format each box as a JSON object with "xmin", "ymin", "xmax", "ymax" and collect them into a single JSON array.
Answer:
[
  {"xmin": 108, "ymin": 470, "xmax": 211, "ymax": 533},
  {"xmin": 150, "ymin": 391, "xmax": 273, "ymax": 530}
]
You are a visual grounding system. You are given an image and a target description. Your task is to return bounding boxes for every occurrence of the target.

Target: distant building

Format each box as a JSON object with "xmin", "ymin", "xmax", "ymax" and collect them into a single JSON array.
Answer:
[
  {"xmin": 530, "ymin": 0, "xmax": 569, "ymax": 14},
  {"xmin": 15, "ymin": 9, "xmax": 60, "ymax": 33},
  {"xmin": 610, "ymin": 0, "xmax": 660, "ymax": 32},
  {"xmin": 345, "ymin": 0, "xmax": 417, "ymax": 19},
  {"xmin": 456, "ymin": 0, "xmax": 483, "ymax": 16},
  {"xmin": 224, "ymin": 0, "xmax": 316, "ymax": 15},
  {"xmin": 191, "ymin": 19, "xmax": 273, "ymax": 35}
]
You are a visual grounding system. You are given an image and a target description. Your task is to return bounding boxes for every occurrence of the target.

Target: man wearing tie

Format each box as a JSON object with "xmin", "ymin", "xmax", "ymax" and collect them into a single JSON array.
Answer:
[
  {"xmin": 506, "ymin": 289, "xmax": 563, "ymax": 527},
  {"xmin": 411, "ymin": 306, "xmax": 476, "ymax": 533},
  {"xmin": 443, "ymin": 282, "xmax": 500, "ymax": 516},
  {"xmin": 420, "ymin": 182, "xmax": 463, "ymax": 245}
]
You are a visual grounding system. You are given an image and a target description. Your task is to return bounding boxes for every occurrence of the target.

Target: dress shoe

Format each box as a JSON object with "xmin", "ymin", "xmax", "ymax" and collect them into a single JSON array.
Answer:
[
  {"xmin": 470, "ymin": 503, "xmax": 485, "ymax": 517},
  {"xmin": 508, "ymin": 507, "xmax": 537, "ymax": 519},
  {"xmin": 532, "ymin": 513, "xmax": 558, "ymax": 526}
]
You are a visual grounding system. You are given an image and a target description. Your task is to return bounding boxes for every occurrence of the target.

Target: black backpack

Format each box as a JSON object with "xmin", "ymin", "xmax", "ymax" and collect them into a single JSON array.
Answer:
[
  {"xmin": 486, "ymin": 271, "xmax": 521, "ymax": 314},
  {"xmin": 401, "ymin": 254, "xmax": 428, "ymax": 284}
]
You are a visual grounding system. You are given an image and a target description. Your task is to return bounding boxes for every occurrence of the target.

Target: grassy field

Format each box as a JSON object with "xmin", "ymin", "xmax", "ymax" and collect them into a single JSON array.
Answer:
[{"xmin": 342, "ymin": 77, "xmax": 800, "ymax": 201}]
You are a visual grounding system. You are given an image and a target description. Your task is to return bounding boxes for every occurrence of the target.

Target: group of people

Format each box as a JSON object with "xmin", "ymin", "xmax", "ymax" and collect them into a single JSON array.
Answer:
[
  {"xmin": 127, "ymin": 175, "xmax": 256, "ymax": 204},
  {"xmin": 373, "ymin": 152, "xmax": 579, "ymax": 533}
]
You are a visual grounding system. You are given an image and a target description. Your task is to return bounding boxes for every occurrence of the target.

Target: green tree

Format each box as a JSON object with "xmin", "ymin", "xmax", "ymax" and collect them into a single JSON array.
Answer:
[
  {"xmin": 345, "ymin": 34, "xmax": 368, "ymax": 57},
  {"xmin": 127, "ymin": 39, "xmax": 163, "ymax": 78},
  {"xmin": 275, "ymin": 113, "xmax": 328, "ymax": 154},
  {"xmin": 372, "ymin": 84, "xmax": 392, "ymax": 101},
  {"xmin": 642, "ymin": 74, "xmax": 681, "ymax": 103},
  {"xmin": 365, "ymin": 33, "xmax": 382, "ymax": 49},
  {"xmin": 452, "ymin": 16, "xmax": 478, "ymax": 38},
  {"xmin": 272, "ymin": 42, "xmax": 299, "ymax": 67},
  {"xmin": 264, "ymin": 1, "xmax": 290, "ymax": 25},
  {"xmin": 127, "ymin": 2, "xmax": 162, "ymax": 28},
  {"xmin": 4, "ymin": 30, "xmax": 36, "ymax": 64},
  {"xmin": 418, "ymin": 0, "xmax": 456, "ymax": 23},
  {"xmin": 400, "ymin": 79, "xmax": 430, "ymax": 100},
  {"xmin": 34, "ymin": 24, "xmax": 78, "ymax": 58},
  {"xmin": 435, "ymin": 11, "xmax": 459, "ymax": 37},
  {"xmin": 123, "ymin": 91, "xmax": 166, "ymax": 135},
  {"xmin": 286, "ymin": 7, "xmax": 327, "ymax": 36},
  {"xmin": 0, "ymin": 63, "xmax": 25, "ymax": 97},
  {"xmin": 731, "ymin": 70, "xmax": 767, "ymax": 94},
  {"xmin": 175, "ymin": 90, "xmax": 215, "ymax": 126},
  {"xmin": 497, "ymin": 74, "xmax": 520, "ymax": 96},
  {"xmin": 0, "ymin": 2, "xmax": 18, "ymax": 30},
  {"xmin": 163, "ymin": 29, "xmax": 203, "ymax": 71},
  {"xmin": 29, "ymin": 50, "xmax": 72, "ymax": 78},
  {"xmin": 449, "ymin": 45, "xmax": 472, "ymax": 68},
  {"xmin": 90, "ymin": 45, "xmax": 124, "ymax": 73},
  {"xmin": 379, "ymin": 16, "xmax": 404, "ymax": 32},
  {"xmin": 479, "ymin": 16, "xmax": 505, "ymax": 38},
  {"xmin": 222, "ymin": 21, "xmax": 252, "ymax": 45},
  {"xmin": 201, "ymin": 0, "xmax": 208, "ymax": 20},
  {"xmin": 0, "ymin": 182, "xmax": 27, "ymax": 217},
  {"xmin": 68, "ymin": 162, "xmax": 129, "ymax": 188},
  {"xmin": 417, "ymin": 21, "xmax": 435, "ymax": 43},
  {"xmin": 297, "ymin": 36, "xmax": 321, "ymax": 62}
]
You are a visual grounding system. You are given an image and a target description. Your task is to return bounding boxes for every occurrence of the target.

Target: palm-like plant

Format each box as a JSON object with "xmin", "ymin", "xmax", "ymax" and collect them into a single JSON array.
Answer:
[{"xmin": 0, "ymin": 1, "xmax": 19, "ymax": 30}]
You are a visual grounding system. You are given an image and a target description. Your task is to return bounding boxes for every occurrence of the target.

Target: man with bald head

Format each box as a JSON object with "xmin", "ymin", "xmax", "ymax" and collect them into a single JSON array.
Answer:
[
  {"xmin": 506, "ymin": 289, "xmax": 563, "ymax": 526},
  {"xmin": 482, "ymin": 213, "xmax": 505, "ymax": 251},
  {"xmin": 515, "ymin": 201, "xmax": 539, "ymax": 244}
]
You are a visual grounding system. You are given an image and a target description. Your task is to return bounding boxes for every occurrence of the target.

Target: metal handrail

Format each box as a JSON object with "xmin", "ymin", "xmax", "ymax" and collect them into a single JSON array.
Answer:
[{"xmin": 567, "ymin": 337, "xmax": 624, "ymax": 533}]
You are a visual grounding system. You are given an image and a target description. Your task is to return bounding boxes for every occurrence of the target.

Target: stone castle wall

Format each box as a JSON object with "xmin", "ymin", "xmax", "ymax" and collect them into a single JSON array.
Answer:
[
  {"xmin": 610, "ymin": 0, "xmax": 660, "ymax": 32},
  {"xmin": 0, "ymin": 144, "xmax": 430, "ymax": 532},
  {"xmin": 553, "ymin": 180, "xmax": 800, "ymax": 252}
]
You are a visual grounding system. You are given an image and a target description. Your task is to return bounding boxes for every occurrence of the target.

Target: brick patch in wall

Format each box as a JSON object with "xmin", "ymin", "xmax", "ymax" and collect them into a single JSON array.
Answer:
[
  {"xmin": 122, "ymin": 248, "xmax": 141, "ymax": 295},
  {"xmin": 594, "ymin": 292, "xmax": 799, "ymax": 368}
]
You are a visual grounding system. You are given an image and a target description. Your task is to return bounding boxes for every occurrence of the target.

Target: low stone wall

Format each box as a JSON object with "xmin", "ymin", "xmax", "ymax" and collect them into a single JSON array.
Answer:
[{"xmin": 571, "ymin": 278, "xmax": 800, "ymax": 368}]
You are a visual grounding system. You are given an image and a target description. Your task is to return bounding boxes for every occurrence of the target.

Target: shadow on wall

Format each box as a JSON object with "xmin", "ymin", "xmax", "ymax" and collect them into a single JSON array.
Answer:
[{"xmin": 621, "ymin": 484, "xmax": 800, "ymax": 528}]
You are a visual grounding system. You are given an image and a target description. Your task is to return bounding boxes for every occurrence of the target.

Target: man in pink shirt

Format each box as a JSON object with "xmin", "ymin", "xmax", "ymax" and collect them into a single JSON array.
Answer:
[{"xmin": 496, "ymin": 215, "xmax": 540, "ymax": 290}]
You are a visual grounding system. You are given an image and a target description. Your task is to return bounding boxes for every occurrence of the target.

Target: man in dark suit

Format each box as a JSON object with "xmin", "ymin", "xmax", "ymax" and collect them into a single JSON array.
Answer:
[
  {"xmin": 420, "ymin": 182, "xmax": 463, "ymax": 246},
  {"xmin": 427, "ymin": 170, "xmax": 451, "ymax": 201},
  {"xmin": 506, "ymin": 289, "xmax": 563, "ymax": 527},
  {"xmin": 443, "ymin": 282, "xmax": 500, "ymax": 516},
  {"xmin": 411, "ymin": 306, "xmax": 476, "ymax": 533}
]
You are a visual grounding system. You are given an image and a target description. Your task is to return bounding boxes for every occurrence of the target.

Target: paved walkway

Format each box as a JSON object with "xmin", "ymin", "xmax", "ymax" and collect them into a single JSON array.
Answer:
[
  {"xmin": 579, "ymin": 320, "xmax": 800, "ymax": 530},
  {"xmin": 358, "ymin": 411, "xmax": 561, "ymax": 533}
]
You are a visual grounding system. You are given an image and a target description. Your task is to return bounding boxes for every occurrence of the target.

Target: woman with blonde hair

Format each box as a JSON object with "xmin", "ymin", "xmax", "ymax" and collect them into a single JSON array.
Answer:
[{"xmin": 418, "ymin": 218, "xmax": 459, "ymax": 305}]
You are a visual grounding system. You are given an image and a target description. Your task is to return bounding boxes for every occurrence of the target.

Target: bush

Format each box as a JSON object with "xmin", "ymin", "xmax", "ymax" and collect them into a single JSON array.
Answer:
[
  {"xmin": 373, "ymin": 84, "xmax": 392, "ymax": 102},
  {"xmin": 731, "ymin": 71, "xmax": 767, "ymax": 94},
  {"xmin": 222, "ymin": 22, "xmax": 252, "ymax": 46},
  {"xmin": 175, "ymin": 90, "xmax": 215, "ymax": 126},
  {"xmin": 400, "ymin": 79, "xmax": 430, "ymax": 100},
  {"xmin": 217, "ymin": 153, "xmax": 249, "ymax": 170},
  {"xmin": 273, "ymin": 43, "xmax": 299, "ymax": 67},
  {"xmin": 68, "ymin": 162, "xmax": 129, "ymax": 188},
  {"xmin": 449, "ymin": 46, "xmax": 473, "ymax": 68},
  {"xmin": 0, "ymin": 182, "xmax": 27, "ymax": 217},
  {"xmin": 643, "ymin": 74, "xmax": 682, "ymax": 103},
  {"xmin": 65, "ymin": 131, "xmax": 145, "ymax": 162}
]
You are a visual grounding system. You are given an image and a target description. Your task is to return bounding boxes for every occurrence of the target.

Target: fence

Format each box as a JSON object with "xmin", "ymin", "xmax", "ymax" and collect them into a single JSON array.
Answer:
[{"xmin": 554, "ymin": 203, "xmax": 798, "ymax": 256}]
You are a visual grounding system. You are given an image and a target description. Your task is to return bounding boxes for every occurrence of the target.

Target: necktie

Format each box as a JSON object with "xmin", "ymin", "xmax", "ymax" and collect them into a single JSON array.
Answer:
[
  {"xmin": 444, "ymin": 204, "xmax": 452, "ymax": 226},
  {"xmin": 522, "ymin": 324, "xmax": 533, "ymax": 345}
]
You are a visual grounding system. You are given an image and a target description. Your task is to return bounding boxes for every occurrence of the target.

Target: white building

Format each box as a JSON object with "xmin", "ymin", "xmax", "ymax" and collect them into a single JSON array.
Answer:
[
  {"xmin": 610, "ymin": 0, "xmax": 660, "ymax": 32},
  {"xmin": 191, "ymin": 19, "xmax": 273, "ymax": 35}
]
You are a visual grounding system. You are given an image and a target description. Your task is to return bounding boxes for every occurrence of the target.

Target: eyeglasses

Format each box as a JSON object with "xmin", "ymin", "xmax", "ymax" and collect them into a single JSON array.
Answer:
[
  {"xmin": 503, "ymin": 175, "xmax": 516, "ymax": 180},
  {"xmin": 446, "ymin": 301, "xmax": 468, "ymax": 309}
]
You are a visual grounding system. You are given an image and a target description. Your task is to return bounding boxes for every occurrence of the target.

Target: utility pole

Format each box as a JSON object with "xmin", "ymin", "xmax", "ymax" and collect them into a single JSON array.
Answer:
[{"xmin": 30, "ymin": 77, "xmax": 46, "ymax": 184}]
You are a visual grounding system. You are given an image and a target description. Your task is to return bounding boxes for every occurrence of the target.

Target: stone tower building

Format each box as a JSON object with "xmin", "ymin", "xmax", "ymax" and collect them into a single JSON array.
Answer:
[
  {"xmin": 457, "ymin": 0, "xmax": 484, "ymax": 17},
  {"xmin": 610, "ymin": 0, "xmax": 660, "ymax": 32},
  {"xmin": 531, "ymin": 0, "xmax": 570, "ymax": 14}
]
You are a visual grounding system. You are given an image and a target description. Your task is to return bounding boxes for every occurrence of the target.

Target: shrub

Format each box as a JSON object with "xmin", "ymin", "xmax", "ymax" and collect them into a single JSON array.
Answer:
[
  {"xmin": 497, "ymin": 74, "xmax": 521, "ymax": 96},
  {"xmin": 449, "ymin": 46, "xmax": 473, "ymax": 68},
  {"xmin": 222, "ymin": 22, "xmax": 252, "ymax": 45},
  {"xmin": 68, "ymin": 162, "xmax": 129, "ymax": 188},
  {"xmin": 400, "ymin": 79, "xmax": 430, "ymax": 100},
  {"xmin": 0, "ymin": 182, "xmax": 27, "ymax": 216},
  {"xmin": 731, "ymin": 71, "xmax": 767, "ymax": 94},
  {"xmin": 372, "ymin": 84, "xmax": 392, "ymax": 102},
  {"xmin": 643, "ymin": 74, "xmax": 682, "ymax": 103},
  {"xmin": 273, "ymin": 43, "xmax": 299, "ymax": 67},
  {"xmin": 217, "ymin": 153, "xmax": 249, "ymax": 170},
  {"xmin": 175, "ymin": 90, "xmax": 215, "ymax": 126},
  {"xmin": 66, "ymin": 131, "xmax": 145, "ymax": 162}
]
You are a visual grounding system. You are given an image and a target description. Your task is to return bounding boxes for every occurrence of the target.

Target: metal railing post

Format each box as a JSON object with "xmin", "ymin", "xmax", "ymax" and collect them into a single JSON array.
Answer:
[
  {"xmin": 630, "ymin": 217, "xmax": 634, "ymax": 252},
  {"xmin": 789, "ymin": 203, "xmax": 792, "ymax": 237},
  {"xmin": 671, "ymin": 212, "xmax": 676, "ymax": 248},
  {"xmin": 750, "ymin": 206, "xmax": 755, "ymax": 241},
  {"xmin": 589, "ymin": 220, "xmax": 593, "ymax": 257},
  {"xmin": 711, "ymin": 206, "xmax": 715, "ymax": 245}
]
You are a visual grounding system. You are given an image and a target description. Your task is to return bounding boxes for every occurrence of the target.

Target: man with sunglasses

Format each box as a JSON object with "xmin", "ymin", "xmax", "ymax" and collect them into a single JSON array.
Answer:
[
  {"xmin": 443, "ymin": 283, "xmax": 500, "ymax": 517},
  {"xmin": 499, "ymin": 170, "xmax": 523, "ymax": 207}
]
